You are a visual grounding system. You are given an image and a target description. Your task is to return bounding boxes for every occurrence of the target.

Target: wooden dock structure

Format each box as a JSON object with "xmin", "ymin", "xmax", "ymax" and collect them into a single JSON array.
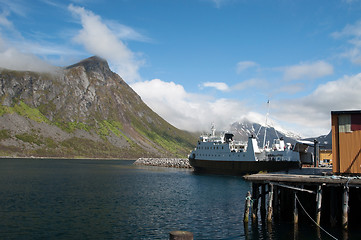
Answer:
[{"xmin": 243, "ymin": 168, "xmax": 361, "ymax": 232}]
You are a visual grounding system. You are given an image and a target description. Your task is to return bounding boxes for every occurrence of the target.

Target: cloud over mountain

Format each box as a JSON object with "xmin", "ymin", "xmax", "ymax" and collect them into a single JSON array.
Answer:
[{"xmin": 68, "ymin": 4, "xmax": 144, "ymax": 82}]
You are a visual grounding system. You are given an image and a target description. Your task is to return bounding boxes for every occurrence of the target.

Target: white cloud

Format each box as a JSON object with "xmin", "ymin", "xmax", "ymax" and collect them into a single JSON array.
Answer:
[
  {"xmin": 0, "ymin": 10, "xmax": 13, "ymax": 29},
  {"xmin": 68, "ymin": 4, "xmax": 144, "ymax": 82},
  {"xmin": 0, "ymin": 10, "xmax": 59, "ymax": 74},
  {"xmin": 131, "ymin": 79, "xmax": 251, "ymax": 132},
  {"xmin": 205, "ymin": 0, "xmax": 232, "ymax": 8},
  {"xmin": 233, "ymin": 78, "xmax": 267, "ymax": 91},
  {"xmin": 0, "ymin": 43, "xmax": 59, "ymax": 72},
  {"xmin": 283, "ymin": 60, "xmax": 334, "ymax": 81},
  {"xmin": 276, "ymin": 83, "xmax": 305, "ymax": 94},
  {"xmin": 332, "ymin": 20, "xmax": 361, "ymax": 38},
  {"xmin": 201, "ymin": 79, "xmax": 267, "ymax": 92},
  {"xmin": 236, "ymin": 61, "xmax": 258, "ymax": 74},
  {"xmin": 202, "ymin": 81, "xmax": 230, "ymax": 91},
  {"xmin": 106, "ymin": 21, "xmax": 151, "ymax": 42},
  {"xmin": 130, "ymin": 73, "xmax": 361, "ymax": 138},
  {"xmin": 0, "ymin": 0, "xmax": 27, "ymax": 17},
  {"xmin": 0, "ymin": 2, "xmax": 79, "ymax": 71},
  {"xmin": 272, "ymin": 73, "xmax": 361, "ymax": 137},
  {"xmin": 332, "ymin": 20, "xmax": 361, "ymax": 65}
]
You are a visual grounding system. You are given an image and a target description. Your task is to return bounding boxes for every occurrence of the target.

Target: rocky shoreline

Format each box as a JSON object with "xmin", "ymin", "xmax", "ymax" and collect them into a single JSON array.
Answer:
[{"xmin": 133, "ymin": 158, "xmax": 192, "ymax": 168}]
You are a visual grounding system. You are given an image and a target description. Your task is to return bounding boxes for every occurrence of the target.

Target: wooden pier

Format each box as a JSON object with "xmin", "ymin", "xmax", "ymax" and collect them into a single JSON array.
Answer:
[{"xmin": 243, "ymin": 168, "xmax": 361, "ymax": 232}]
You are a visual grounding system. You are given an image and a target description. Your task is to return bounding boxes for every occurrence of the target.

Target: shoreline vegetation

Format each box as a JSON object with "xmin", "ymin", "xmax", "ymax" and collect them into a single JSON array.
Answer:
[{"xmin": 133, "ymin": 158, "xmax": 192, "ymax": 168}]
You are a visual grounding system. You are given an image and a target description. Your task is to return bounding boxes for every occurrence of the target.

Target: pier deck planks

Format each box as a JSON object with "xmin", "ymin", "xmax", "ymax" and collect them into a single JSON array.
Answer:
[{"xmin": 243, "ymin": 168, "xmax": 361, "ymax": 187}]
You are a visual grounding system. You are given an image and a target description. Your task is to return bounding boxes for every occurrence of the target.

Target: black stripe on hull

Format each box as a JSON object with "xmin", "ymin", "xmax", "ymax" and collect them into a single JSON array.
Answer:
[{"xmin": 189, "ymin": 158, "xmax": 300, "ymax": 175}]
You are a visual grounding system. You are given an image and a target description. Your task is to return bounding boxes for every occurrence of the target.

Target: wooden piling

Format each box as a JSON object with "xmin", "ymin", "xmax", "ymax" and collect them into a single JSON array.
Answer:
[
  {"xmin": 243, "ymin": 191, "xmax": 251, "ymax": 223},
  {"xmin": 293, "ymin": 191, "xmax": 298, "ymax": 225},
  {"xmin": 267, "ymin": 183, "xmax": 273, "ymax": 223},
  {"xmin": 273, "ymin": 185, "xmax": 279, "ymax": 218},
  {"xmin": 330, "ymin": 187, "xmax": 337, "ymax": 227},
  {"xmin": 293, "ymin": 191, "xmax": 299, "ymax": 240},
  {"xmin": 342, "ymin": 185, "xmax": 349, "ymax": 230},
  {"xmin": 260, "ymin": 184, "xmax": 266, "ymax": 220},
  {"xmin": 316, "ymin": 185, "xmax": 322, "ymax": 226},
  {"xmin": 243, "ymin": 169, "xmax": 361, "ymax": 233},
  {"xmin": 169, "ymin": 231, "xmax": 193, "ymax": 240},
  {"xmin": 252, "ymin": 183, "xmax": 259, "ymax": 222}
]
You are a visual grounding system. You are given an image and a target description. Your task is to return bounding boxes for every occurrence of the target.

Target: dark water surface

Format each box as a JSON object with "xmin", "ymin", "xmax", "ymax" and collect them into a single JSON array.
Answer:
[{"xmin": 0, "ymin": 158, "xmax": 359, "ymax": 239}]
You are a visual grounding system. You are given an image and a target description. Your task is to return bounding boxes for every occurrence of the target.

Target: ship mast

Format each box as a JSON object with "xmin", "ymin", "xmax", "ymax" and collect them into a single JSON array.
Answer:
[
  {"xmin": 211, "ymin": 123, "xmax": 216, "ymax": 137},
  {"xmin": 262, "ymin": 100, "xmax": 270, "ymax": 149}
]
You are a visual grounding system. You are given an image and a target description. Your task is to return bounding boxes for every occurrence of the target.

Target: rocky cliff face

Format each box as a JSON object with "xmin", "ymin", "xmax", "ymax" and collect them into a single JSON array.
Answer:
[{"xmin": 0, "ymin": 56, "xmax": 196, "ymax": 158}]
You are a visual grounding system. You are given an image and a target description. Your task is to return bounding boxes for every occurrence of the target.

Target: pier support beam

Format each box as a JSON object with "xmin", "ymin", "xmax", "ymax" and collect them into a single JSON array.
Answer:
[
  {"xmin": 260, "ymin": 184, "xmax": 266, "ymax": 221},
  {"xmin": 267, "ymin": 184, "xmax": 273, "ymax": 223},
  {"xmin": 243, "ymin": 191, "xmax": 251, "ymax": 223},
  {"xmin": 273, "ymin": 185, "xmax": 280, "ymax": 219},
  {"xmin": 330, "ymin": 187, "xmax": 337, "ymax": 227},
  {"xmin": 342, "ymin": 185, "xmax": 349, "ymax": 230},
  {"xmin": 293, "ymin": 191, "xmax": 298, "ymax": 225},
  {"xmin": 293, "ymin": 191, "xmax": 299, "ymax": 238},
  {"xmin": 252, "ymin": 183, "xmax": 259, "ymax": 222},
  {"xmin": 316, "ymin": 185, "xmax": 322, "ymax": 226}
]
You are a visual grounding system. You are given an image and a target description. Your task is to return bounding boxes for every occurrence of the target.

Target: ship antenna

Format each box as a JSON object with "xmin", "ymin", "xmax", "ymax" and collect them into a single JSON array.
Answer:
[
  {"xmin": 262, "ymin": 100, "xmax": 270, "ymax": 149},
  {"xmin": 211, "ymin": 123, "xmax": 216, "ymax": 137}
]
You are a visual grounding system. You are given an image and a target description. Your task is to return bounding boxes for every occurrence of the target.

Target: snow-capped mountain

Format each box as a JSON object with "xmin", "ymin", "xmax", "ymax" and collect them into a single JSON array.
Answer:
[
  {"xmin": 304, "ymin": 131, "xmax": 332, "ymax": 149},
  {"xmin": 229, "ymin": 119, "xmax": 302, "ymax": 147}
]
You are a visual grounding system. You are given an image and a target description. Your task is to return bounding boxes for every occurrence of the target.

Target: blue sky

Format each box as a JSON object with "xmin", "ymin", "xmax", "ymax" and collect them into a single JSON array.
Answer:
[{"xmin": 1, "ymin": 0, "xmax": 361, "ymax": 137}]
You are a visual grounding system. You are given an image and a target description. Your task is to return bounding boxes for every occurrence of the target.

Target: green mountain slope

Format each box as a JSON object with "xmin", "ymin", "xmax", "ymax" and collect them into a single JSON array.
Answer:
[{"xmin": 0, "ymin": 56, "xmax": 197, "ymax": 159}]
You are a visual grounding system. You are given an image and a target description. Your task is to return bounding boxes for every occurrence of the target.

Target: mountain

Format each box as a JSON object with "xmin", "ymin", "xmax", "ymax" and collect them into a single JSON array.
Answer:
[
  {"xmin": 304, "ymin": 131, "xmax": 332, "ymax": 149},
  {"xmin": 229, "ymin": 119, "xmax": 301, "ymax": 147},
  {"xmin": 229, "ymin": 119, "xmax": 333, "ymax": 149},
  {"xmin": 0, "ymin": 56, "xmax": 197, "ymax": 159}
]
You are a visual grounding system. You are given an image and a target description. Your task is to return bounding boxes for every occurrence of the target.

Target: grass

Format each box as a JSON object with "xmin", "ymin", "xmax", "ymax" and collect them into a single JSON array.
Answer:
[
  {"xmin": 0, "ymin": 101, "xmax": 50, "ymax": 124},
  {"xmin": 102, "ymin": 120, "xmax": 133, "ymax": 144},
  {"xmin": 15, "ymin": 133, "xmax": 44, "ymax": 146},
  {"xmin": 14, "ymin": 101, "xmax": 50, "ymax": 123},
  {"xmin": 130, "ymin": 115, "xmax": 194, "ymax": 157},
  {"xmin": 0, "ymin": 129, "xmax": 11, "ymax": 140}
]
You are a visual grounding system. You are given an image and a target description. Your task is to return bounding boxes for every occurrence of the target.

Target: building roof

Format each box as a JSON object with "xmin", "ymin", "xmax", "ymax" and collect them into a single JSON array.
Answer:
[{"xmin": 331, "ymin": 110, "xmax": 361, "ymax": 115}]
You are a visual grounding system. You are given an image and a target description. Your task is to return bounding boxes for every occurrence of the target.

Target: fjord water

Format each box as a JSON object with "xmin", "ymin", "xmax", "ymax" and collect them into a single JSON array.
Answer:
[{"xmin": 0, "ymin": 159, "xmax": 356, "ymax": 239}]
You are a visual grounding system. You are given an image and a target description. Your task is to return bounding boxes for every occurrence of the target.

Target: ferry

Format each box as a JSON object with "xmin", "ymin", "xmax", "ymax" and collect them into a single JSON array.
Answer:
[{"xmin": 188, "ymin": 125, "xmax": 313, "ymax": 175}]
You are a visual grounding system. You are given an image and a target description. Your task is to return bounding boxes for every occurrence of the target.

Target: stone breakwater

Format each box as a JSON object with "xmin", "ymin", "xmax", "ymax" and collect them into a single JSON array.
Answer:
[{"xmin": 133, "ymin": 158, "xmax": 192, "ymax": 168}]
